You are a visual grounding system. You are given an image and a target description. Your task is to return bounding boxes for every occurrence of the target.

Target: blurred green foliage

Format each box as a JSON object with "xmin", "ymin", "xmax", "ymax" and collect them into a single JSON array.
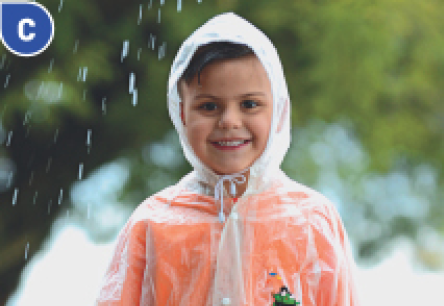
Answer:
[{"xmin": 1, "ymin": 0, "xmax": 443, "ymax": 302}]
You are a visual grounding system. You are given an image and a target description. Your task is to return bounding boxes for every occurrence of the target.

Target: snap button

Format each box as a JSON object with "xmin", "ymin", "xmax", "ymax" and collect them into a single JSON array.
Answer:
[{"xmin": 222, "ymin": 297, "xmax": 231, "ymax": 305}]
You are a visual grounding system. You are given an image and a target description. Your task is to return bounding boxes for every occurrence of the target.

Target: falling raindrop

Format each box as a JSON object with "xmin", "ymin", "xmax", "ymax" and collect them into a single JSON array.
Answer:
[
  {"xmin": 23, "ymin": 111, "xmax": 31, "ymax": 125},
  {"xmin": 198, "ymin": 0, "xmax": 202, "ymax": 3},
  {"xmin": 66, "ymin": 210, "xmax": 70, "ymax": 218},
  {"xmin": 58, "ymin": 188, "xmax": 63, "ymax": 205},
  {"xmin": 12, "ymin": 188, "xmax": 18, "ymax": 206},
  {"xmin": 138, "ymin": 4, "xmax": 143, "ymax": 24},
  {"xmin": 54, "ymin": 128, "xmax": 59, "ymax": 143},
  {"xmin": 149, "ymin": 34, "xmax": 156, "ymax": 50},
  {"xmin": 57, "ymin": 82, "xmax": 63, "ymax": 100},
  {"xmin": 0, "ymin": 54, "xmax": 6, "ymax": 69},
  {"xmin": 160, "ymin": 0, "xmax": 165, "ymax": 5},
  {"xmin": 46, "ymin": 157, "xmax": 52, "ymax": 173},
  {"xmin": 129, "ymin": 72, "xmax": 136, "ymax": 93},
  {"xmin": 158, "ymin": 42, "xmax": 166, "ymax": 60},
  {"xmin": 29, "ymin": 171, "xmax": 34, "ymax": 186},
  {"xmin": 86, "ymin": 129, "xmax": 92, "ymax": 146},
  {"xmin": 25, "ymin": 243, "xmax": 29, "ymax": 260},
  {"xmin": 7, "ymin": 171, "xmax": 13, "ymax": 188},
  {"xmin": 148, "ymin": 0, "xmax": 152, "ymax": 9},
  {"xmin": 132, "ymin": 89, "xmax": 138, "ymax": 106},
  {"xmin": 82, "ymin": 67, "xmax": 88, "ymax": 82},
  {"xmin": 102, "ymin": 97, "xmax": 107, "ymax": 115},
  {"xmin": 25, "ymin": 125, "xmax": 31, "ymax": 138},
  {"xmin": 4, "ymin": 74, "xmax": 11, "ymax": 88},
  {"xmin": 33, "ymin": 191, "xmax": 38, "ymax": 204},
  {"xmin": 6, "ymin": 131, "xmax": 13, "ymax": 146},
  {"xmin": 137, "ymin": 48, "xmax": 142, "ymax": 61},
  {"xmin": 73, "ymin": 40, "xmax": 79, "ymax": 53},
  {"xmin": 78, "ymin": 162, "xmax": 84, "ymax": 179},
  {"xmin": 48, "ymin": 199, "xmax": 52, "ymax": 214},
  {"xmin": 48, "ymin": 58, "xmax": 54, "ymax": 73},
  {"xmin": 121, "ymin": 40, "xmax": 129, "ymax": 62},
  {"xmin": 158, "ymin": 8, "xmax": 161, "ymax": 23},
  {"xmin": 58, "ymin": 0, "xmax": 63, "ymax": 12},
  {"xmin": 177, "ymin": 0, "xmax": 182, "ymax": 11}
]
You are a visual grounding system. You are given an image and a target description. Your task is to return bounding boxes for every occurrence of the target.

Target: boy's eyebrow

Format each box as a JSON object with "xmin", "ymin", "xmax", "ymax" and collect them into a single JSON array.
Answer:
[{"xmin": 194, "ymin": 92, "xmax": 266, "ymax": 100}]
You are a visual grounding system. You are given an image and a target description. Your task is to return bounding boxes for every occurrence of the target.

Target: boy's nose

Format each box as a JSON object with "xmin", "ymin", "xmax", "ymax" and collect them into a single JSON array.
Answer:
[{"xmin": 218, "ymin": 107, "xmax": 242, "ymax": 129}]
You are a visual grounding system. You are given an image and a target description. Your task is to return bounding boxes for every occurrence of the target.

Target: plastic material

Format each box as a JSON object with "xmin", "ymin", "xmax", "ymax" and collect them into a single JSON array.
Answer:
[{"xmin": 96, "ymin": 13, "xmax": 360, "ymax": 306}]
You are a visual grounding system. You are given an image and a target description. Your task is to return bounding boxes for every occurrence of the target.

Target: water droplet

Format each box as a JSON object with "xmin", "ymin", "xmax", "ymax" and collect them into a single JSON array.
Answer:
[
  {"xmin": 54, "ymin": 128, "xmax": 59, "ymax": 143},
  {"xmin": 78, "ymin": 163, "xmax": 84, "ymax": 179},
  {"xmin": 149, "ymin": 34, "xmax": 156, "ymax": 50},
  {"xmin": 4, "ymin": 74, "xmax": 11, "ymax": 88},
  {"xmin": 137, "ymin": 48, "xmax": 142, "ymax": 61},
  {"xmin": 86, "ymin": 129, "xmax": 92, "ymax": 147},
  {"xmin": 58, "ymin": 0, "xmax": 63, "ymax": 12},
  {"xmin": 58, "ymin": 188, "xmax": 63, "ymax": 205},
  {"xmin": 158, "ymin": 42, "xmax": 167, "ymax": 60},
  {"xmin": 102, "ymin": 97, "xmax": 107, "ymax": 115},
  {"xmin": 48, "ymin": 58, "xmax": 54, "ymax": 73},
  {"xmin": 33, "ymin": 191, "xmax": 38, "ymax": 204},
  {"xmin": 12, "ymin": 188, "xmax": 19, "ymax": 205},
  {"xmin": 78, "ymin": 67, "xmax": 88, "ymax": 82},
  {"xmin": 177, "ymin": 0, "xmax": 182, "ymax": 11},
  {"xmin": 148, "ymin": 0, "xmax": 152, "ymax": 9},
  {"xmin": 160, "ymin": 0, "xmax": 165, "ymax": 5},
  {"xmin": 73, "ymin": 40, "xmax": 79, "ymax": 53},
  {"xmin": 198, "ymin": 0, "xmax": 202, "ymax": 3},
  {"xmin": 46, "ymin": 157, "xmax": 52, "ymax": 173},
  {"xmin": 138, "ymin": 4, "xmax": 143, "ymax": 24},
  {"xmin": 25, "ymin": 243, "xmax": 29, "ymax": 260},
  {"xmin": 23, "ymin": 111, "xmax": 31, "ymax": 125},
  {"xmin": 121, "ymin": 40, "xmax": 129, "ymax": 62},
  {"xmin": 158, "ymin": 8, "xmax": 161, "ymax": 23},
  {"xmin": 132, "ymin": 89, "xmax": 138, "ymax": 106},
  {"xmin": 7, "ymin": 171, "xmax": 13, "ymax": 188},
  {"xmin": 6, "ymin": 131, "xmax": 13, "ymax": 146},
  {"xmin": 57, "ymin": 82, "xmax": 63, "ymax": 100},
  {"xmin": 129, "ymin": 72, "xmax": 136, "ymax": 93}
]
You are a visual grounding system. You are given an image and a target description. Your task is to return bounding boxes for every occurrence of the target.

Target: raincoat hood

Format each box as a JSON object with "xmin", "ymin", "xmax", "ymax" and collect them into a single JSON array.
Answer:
[{"xmin": 168, "ymin": 12, "xmax": 291, "ymax": 198}]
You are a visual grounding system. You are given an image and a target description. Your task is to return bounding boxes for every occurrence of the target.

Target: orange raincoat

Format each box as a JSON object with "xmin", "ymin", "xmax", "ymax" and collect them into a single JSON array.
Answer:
[{"xmin": 96, "ymin": 13, "xmax": 360, "ymax": 306}]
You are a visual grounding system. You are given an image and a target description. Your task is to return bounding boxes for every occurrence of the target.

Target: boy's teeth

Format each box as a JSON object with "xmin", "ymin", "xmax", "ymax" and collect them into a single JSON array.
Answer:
[{"xmin": 217, "ymin": 140, "xmax": 245, "ymax": 146}]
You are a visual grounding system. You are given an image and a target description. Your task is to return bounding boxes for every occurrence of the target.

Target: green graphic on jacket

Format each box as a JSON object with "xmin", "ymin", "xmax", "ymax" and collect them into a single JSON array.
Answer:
[{"xmin": 272, "ymin": 286, "xmax": 300, "ymax": 305}]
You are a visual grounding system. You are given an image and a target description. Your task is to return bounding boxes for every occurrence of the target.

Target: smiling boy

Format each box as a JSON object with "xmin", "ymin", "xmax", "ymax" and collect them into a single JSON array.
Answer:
[{"xmin": 97, "ymin": 13, "xmax": 360, "ymax": 306}]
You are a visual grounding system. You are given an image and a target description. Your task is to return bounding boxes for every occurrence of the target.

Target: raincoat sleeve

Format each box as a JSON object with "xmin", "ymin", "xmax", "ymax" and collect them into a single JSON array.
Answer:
[
  {"xmin": 299, "ymin": 197, "xmax": 359, "ymax": 305},
  {"xmin": 96, "ymin": 216, "xmax": 148, "ymax": 305}
]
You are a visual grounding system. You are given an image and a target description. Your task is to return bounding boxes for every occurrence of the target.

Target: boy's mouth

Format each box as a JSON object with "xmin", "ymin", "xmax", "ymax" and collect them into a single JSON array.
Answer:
[{"xmin": 211, "ymin": 139, "xmax": 251, "ymax": 150}]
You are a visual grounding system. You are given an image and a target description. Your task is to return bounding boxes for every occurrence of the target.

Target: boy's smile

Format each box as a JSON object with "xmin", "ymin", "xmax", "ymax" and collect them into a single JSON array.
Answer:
[{"xmin": 180, "ymin": 54, "xmax": 273, "ymax": 175}]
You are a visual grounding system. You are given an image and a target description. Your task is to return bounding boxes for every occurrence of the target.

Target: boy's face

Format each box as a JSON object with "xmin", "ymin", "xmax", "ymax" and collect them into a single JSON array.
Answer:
[{"xmin": 180, "ymin": 54, "xmax": 273, "ymax": 175}]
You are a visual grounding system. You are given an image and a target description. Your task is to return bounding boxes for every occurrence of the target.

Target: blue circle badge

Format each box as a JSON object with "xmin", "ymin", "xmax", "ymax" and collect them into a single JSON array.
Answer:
[{"xmin": 0, "ymin": 1, "xmax": 55, "ymax": 57}]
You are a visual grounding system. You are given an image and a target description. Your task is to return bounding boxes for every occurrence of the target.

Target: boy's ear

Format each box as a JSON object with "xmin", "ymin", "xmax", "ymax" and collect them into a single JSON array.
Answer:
[{"xmin": 180, "ymin": 102, "xmax": 186, "ymax": 126}]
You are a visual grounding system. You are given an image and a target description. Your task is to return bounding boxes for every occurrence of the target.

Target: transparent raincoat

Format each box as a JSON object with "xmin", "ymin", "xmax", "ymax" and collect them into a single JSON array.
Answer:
[{"xmin": 96, "ymin": 13, "xmax": 360, "ymax": 306}]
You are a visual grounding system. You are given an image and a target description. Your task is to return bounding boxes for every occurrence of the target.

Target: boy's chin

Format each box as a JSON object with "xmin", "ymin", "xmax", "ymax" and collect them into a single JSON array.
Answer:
[{"xmin": 210, "ymin": 165, "xmax": 251, "ymax": 175}]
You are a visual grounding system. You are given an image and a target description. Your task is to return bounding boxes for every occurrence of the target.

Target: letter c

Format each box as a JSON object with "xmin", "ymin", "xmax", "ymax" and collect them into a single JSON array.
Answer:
[{"xmin": 18, "ymin": 18, "xmax": 36, "ymax": 42}]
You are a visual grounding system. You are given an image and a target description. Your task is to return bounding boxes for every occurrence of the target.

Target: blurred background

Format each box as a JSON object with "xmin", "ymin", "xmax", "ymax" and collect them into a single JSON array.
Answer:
[{"xmin": 1, "ymin": 0, "xmax": 443, "ymax": 305}]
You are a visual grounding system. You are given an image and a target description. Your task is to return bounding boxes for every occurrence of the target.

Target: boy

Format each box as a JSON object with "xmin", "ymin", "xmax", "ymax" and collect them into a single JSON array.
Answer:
[{"xmin": 96, "ymin": 13, "xmax": 360, "ymax": 305}]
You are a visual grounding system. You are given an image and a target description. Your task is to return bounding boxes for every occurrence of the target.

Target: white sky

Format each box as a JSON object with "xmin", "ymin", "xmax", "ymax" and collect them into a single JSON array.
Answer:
[{"xmin": 6, "ymin": 219, "xmax": 444, "ymax": 306}]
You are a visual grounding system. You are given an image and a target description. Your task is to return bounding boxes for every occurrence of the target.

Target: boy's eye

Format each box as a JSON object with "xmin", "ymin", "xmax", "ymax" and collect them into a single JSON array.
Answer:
[
  {"xmin": 242, "ymin": 100, "xmax": 258, "ymax": 109},
  {"xmin": 199, "ymin": 102, "xmax": 217, "ymax": 111}
]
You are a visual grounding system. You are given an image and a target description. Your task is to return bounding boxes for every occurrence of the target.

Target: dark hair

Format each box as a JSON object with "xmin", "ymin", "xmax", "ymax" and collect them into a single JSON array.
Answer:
[
  {"xmin": 180, "ymin": 42, "xmax": 254, "ymax": 85},
  {"xmin": 280, "ymin": 286, "xmax": 289, "ymax": 293}
]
